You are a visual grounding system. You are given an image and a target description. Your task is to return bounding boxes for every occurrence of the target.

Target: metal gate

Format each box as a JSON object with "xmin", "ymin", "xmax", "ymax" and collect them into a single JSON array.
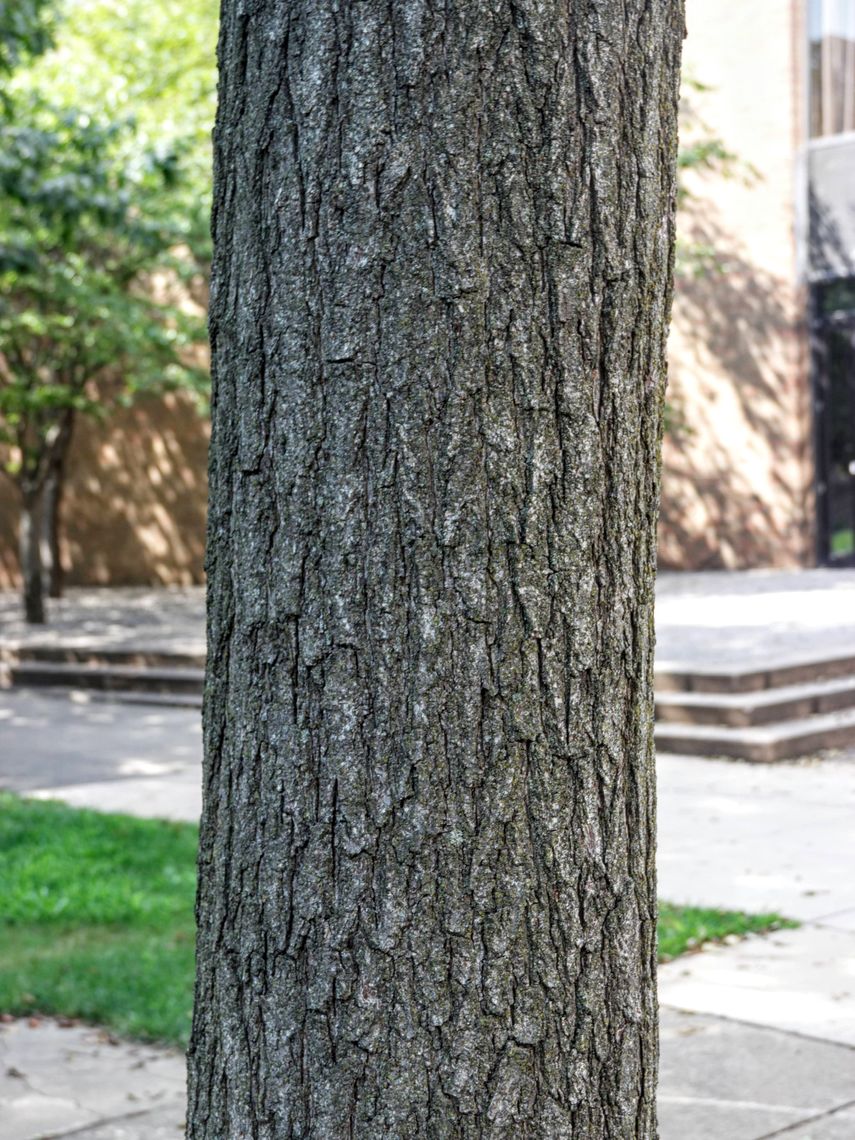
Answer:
[{"xmin": 813, "ymin": 281, "xmax": 855, "ymax": 564}]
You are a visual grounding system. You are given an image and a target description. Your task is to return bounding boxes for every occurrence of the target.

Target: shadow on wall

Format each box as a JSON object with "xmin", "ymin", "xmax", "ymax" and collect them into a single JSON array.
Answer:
[
  {"xmin": 659, "ymin": 208, "xmax": 813, "ymax": 570},
  {"xmin": 0, "ymin": 392, "xmax": 209, "ymax": 589}
]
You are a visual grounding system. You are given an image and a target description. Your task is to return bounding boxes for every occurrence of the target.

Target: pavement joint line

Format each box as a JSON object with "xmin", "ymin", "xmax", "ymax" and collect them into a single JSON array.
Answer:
[
  {"xmin": 658, "ymin": 1094, "xmax": 823, "ymax": 1116},
  {"xmin": 751, "ymin": 1097, "xmax": 855, "ymax": 1140},
  {"xmin": 658, "ymin": 1002, "xmax": 855, "ymax": 1053},
  {"xmin": 6, "ymin": 1068, "xmax": 93, "ymax": 1120},
  {"xmin": 29, "ymin": 1102, "xmax": 185, "ymax": 1140},
  {"xmin": 806, "ymin": 906, "xmax": 855, "ymax": 925}
]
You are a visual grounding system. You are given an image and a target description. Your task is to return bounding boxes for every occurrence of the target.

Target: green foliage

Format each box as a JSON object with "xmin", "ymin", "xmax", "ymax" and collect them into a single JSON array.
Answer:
[
  {"xmin": 658, "ymin": 901, "xmax": 798, "ymax": 961},
  {"xmin": 675, "ymin": 72, "xmax": 757, "ymax": 280},
  {"xmin": 0, "ymin": 91, "xmax": 207, "ymax": 487},
  {"xmin": 0, "ymin": 0, "xmax": 214, "ymax": 497},
  {"xmin": 17, "ymin": 0, "xmax": 217, "ymax": 255},
  {"xmin": 0, "ymin": 0, "xmax": 54, "ymax": 75}
]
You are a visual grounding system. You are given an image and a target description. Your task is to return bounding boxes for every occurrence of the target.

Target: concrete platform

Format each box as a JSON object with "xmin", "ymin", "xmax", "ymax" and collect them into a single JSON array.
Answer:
[
  {"xmin": 659, "ymin": 1007, "xmax": 855, "ymax": 1140},
  {"xmin": 2, "ymin": 572, "xmax": 855, "ymax": 1136},
  {"xmin": 0, "ymin": 587, "xmax": 205, "ymax": 659},
  {"xmin": 655, "ymin": 568, "xmax": 855, "ymax": 672},
  {"xmin": 0, "ymin": 1018, "xmax": 185, "ymax": 1140}
]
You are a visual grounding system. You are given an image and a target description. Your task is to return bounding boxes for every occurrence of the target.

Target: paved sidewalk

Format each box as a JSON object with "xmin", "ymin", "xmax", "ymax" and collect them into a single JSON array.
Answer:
[
  {"xmin": 656, "ymin": 567, "xmax": 855, "ymax": 670},
  {"xmin": 1, "ymin": 1018, "xmax": 185, "ymax": 1140},
  {"xmin": 2, "ymin": 570, "xmax": 855, "ymax": 1137},
  {"xmin": 0, "ymin": 690, "xmax": 201, "ymax": 822}
]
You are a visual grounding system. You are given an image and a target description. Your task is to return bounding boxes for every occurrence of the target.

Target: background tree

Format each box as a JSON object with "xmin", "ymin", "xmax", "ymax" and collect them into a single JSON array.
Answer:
[
  {"xmin": 0, "ymin": 0, "xmax": 212, "ymax": 621},
  {"xmin": 0, "ymin": 0, "xmax": 53, "ymax": 75},
  {"xmin": 189, "ymin": 1, "xmax": 684, "ymax": 1137},
  {"xmin": 20, "ymin": 0, "xmax": 216, "ymax": 260},
  {"xmin": 0, "ymin": 101, "xmax": 206, "ymax": 620},
  {"xmin": 675, "ymin": 72, "xmax": 752, "ymax": 278}
]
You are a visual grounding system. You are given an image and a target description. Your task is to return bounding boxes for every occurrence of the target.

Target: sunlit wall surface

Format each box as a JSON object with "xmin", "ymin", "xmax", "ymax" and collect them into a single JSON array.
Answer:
[{"xmin": 809, "ymin": 0, "xmax": 855, "ymax": 137}]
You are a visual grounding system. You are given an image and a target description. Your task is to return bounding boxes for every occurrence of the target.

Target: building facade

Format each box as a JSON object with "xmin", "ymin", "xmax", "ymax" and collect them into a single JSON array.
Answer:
[
  {"xmin": 661, "ymin": 0, "xmax": 855, "ymax": 570},
  {"xmin": 1, "ymin": 0, "xmax": 853, "ymax": 586}
]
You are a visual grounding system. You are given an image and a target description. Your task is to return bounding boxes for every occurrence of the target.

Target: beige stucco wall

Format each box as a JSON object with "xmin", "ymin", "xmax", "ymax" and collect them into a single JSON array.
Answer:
[
  {"xmin": 0, "ymin": 1, "xmax": 817, "ymax": 586},
  {"xmin": 660, "ymin": 0, "xmax": 815, "ymax": 569},
  {"xmin": 0, "ymin": 394, "xmax": 209, "ymax": 590}
]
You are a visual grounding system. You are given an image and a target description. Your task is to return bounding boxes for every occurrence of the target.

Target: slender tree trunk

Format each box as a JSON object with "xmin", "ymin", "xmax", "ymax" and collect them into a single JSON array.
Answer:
[
  {"xmin": 189, "ymin": 2, "xmax": 683, "ymax": 1137},
  {"xmin": 41, "ymin": 457, "xmax": 64, "ymax": 599},
  {"xmin": 40, "ymin": 417, "xmax": 73, "ymax": 599},
  {"xmin": 20, "ymin": 486, "xmax": 45, "ymax": 624}
]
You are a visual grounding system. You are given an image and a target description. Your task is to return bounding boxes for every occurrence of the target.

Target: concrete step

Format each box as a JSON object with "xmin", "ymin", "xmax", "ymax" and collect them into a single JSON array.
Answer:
[
  {"xmin": 655, "ymin": 653, "xmax": 855, "ymax": 694},
  {"xmin": 655, "ymin": 675, "xmax": 855, "ymax": 727},
  {"xmin": 654, "ymin": 705, "xmax": 855, "ymax": 762},
  {"xmin": 3, "ymin": 660, "xmax": 204, "ymax": 696},
  {"xmin": 0, "ymin": 644, "xmax": 205, "ymax": 670}
]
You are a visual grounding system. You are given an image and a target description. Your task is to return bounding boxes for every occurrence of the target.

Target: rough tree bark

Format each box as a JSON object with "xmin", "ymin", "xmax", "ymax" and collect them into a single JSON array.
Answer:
[{"xmin": 189, "ymin": 1, "xmax": 683, "ymax": 1136}]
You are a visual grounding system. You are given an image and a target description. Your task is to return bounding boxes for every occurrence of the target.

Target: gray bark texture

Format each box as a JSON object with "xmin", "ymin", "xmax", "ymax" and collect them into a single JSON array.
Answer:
[{"xmin": 189, "ymin": 1, "xmax": 684, "ymax": 1136}]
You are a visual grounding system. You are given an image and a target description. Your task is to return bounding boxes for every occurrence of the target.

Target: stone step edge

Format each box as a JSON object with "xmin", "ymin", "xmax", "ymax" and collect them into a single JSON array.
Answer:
[
  {"xmin": 4, "ymin": 660, "xmax": 204, "ymax": 693},
  {"xmin": 654, "ymin": 653, "xmax": 855, "ymax": 694},
  {"xmin": 0, "ymin": 644, "xmax": 205, "ymax": 670},
  {"xmin": 7, "ymin": 646, "xmax": 854, "ymax": 696},
  {"xmin": 654, "ymin": 705, "xmax": 855, "ymax": 762},
  {"xmin": 77, "ymin": 689, "xmax": 203, "ymax": 710},
  {"xmin": 655, "ymin": 675, "xmax": 855, "ymax": 727}
]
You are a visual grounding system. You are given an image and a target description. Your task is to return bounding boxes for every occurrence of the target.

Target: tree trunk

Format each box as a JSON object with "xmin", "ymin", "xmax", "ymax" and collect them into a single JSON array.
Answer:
[
  {"xmin": 41, "ymin": 453, "xmax": 65, "ymax": 599},
  {"xmin": 20, "ymin": 486, "xmax": 45, "ymax": 624},
  {"xmin": 40, "ymin": 417, "xmax": 73, "ymax": 597},
  {"xmin": 189, "ymin": 2, "xmax": 684, "ymax": 1137}
]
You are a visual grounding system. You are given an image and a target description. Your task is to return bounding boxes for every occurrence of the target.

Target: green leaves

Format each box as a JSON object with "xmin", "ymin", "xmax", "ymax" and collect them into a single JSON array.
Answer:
[
  {"xmin": 0, "ymin": 0, "xmax": 54, "ymax": 75},
  {"xmin": 22, "ymin": 0, "xmax": 217, "ymax": 260},
  {"xmin": 0, "ymin": 0, "xmax": 215, "ymax": 488},
  {"xmin": 0, "ymin": 84, "xmax": 208, "ymax": 483}
]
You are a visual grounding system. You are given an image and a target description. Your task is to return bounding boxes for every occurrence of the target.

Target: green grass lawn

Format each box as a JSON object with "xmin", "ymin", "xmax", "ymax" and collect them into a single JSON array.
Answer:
[
  {"xmin": 0, "ymin": 794, "xmax": 796, "ymax": 1047},
  {"xmin": 831, "ymin": 528, "xmax": 855, "ymax": 557}
]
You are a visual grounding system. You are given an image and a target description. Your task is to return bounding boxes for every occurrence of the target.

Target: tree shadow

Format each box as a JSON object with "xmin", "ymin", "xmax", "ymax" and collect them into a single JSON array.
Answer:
[
  {"xmin": 0, "ymin": 392, "xmax": 209, "ymax": 591},
  {"xmin": 660, "ymin": 206, "xmax": 814, "ymax": 570}
]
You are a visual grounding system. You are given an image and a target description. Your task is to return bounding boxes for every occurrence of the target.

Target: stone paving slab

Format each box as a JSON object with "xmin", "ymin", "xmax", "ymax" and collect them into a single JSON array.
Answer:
[
  {"xmin": 658, "ymin": 1008, "xmax": 855, "ymax": 1140},
  {"xmin": 657, "ymin": 752, "xmax": 855, "ymax": 921},
  {"xmin": 29, "ymin": 774, "xmax": 203, "ymax": 823},
  {"xmin": 655, "ymin": 568, "xmax": 855, "ymax": 671},
  {"xmin": 774, "ymin": 1105, "xmax": 855, "ymax": 1138},
  {"xmin": 817, "ymin": 909, "xmax": 855, "ymax": 933},
  {"xmin": 58, "ymin": 1103, "xmax": 186, "ymax": 1139},
  {"xmin": 2, "ymin": 1010, "xmax": 853, "ymax": 1140},
  {"xmin": 0, "ymin": 1018, "xmax": 185, "ymax": 1140},
  {"xmin": 0, "ymin": 690, "xmax": 200, "ymax": 796},
  {"xmin": 659, "ymin": 925, "xmax": 855, "ymax": 1048}
]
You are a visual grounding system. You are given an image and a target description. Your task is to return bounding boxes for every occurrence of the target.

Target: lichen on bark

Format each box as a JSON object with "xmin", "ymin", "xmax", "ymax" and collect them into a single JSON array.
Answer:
[{"xmin": 188, "ymin": 1, "xmax": 684, "ymax": 1136}]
